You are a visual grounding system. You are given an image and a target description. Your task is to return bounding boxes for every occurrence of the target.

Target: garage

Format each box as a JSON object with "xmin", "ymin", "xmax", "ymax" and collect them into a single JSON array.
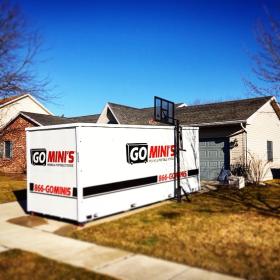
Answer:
[{"xmin": 199, "ymin": 138, "xmax": 230, "ymax": 180}]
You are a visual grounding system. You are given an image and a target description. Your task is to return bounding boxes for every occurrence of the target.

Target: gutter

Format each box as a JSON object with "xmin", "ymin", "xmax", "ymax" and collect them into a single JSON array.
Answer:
[
  {"xmin": 187, "ymin": 119, "xmax": 246, "ymax": 127},
  {"xmin": 240, "ymin": 122, "xmax": 248, "ymax": 167}
]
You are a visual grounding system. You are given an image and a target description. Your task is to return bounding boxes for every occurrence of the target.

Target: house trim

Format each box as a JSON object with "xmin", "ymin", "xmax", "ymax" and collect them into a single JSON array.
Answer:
[
  {"xmin": 0, "ymin": 112, "xmax": 41, "ymax": 133},
  {"xmin": 19, "ymin": 112, "xmax": 43, "ymax": 126},
  {"xmin": 188, "ymin": 120, "xmax": 246, "ymax": 127}
]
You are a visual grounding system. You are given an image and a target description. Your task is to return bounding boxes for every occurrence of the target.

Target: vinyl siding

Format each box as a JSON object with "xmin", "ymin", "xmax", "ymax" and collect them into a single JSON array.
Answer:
[
  {"xmin": 230, "ymin": 131, "xmax": 246, "ymax": 165},
  {"xmin": 0, "ymin": 96, "xmax": 50, "ymax": 127},
  {"xmin": 246, "ymin": 101, "xmax": 280, "ymax": 180}
]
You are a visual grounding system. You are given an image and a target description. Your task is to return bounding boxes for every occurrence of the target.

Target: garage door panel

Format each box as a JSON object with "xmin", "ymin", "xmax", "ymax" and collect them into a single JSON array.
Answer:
[
  {"xmin": 209, "ymin": 161, "xmax": 219, "ymax": 168},
  {"xmin": 200, "ymin": 151, "xmax": 207, "ymax": 158},
  {"xmin": 208, "ymin": 141, "xmax": 223, "ymax": 147},
  {"xmin": 218, "ymin": 151, "xmax": 224, "ymax": 157},
  {"xmin": 209, "ymin": 170, "xmax": 219, "ymax": 180},
  {"xmin": 208, "ymin": 150, "xmax": 218, "ymax": 157},
  {"xmin": 199, "ymin": 138, "xmax": 229, "ymax": 180},
  {"xmin": 200, "ymin": 161, "xmax": 208, "ymax": 168}
]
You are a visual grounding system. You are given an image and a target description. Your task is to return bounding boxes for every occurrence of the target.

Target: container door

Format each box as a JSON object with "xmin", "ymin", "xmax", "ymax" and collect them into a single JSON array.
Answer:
[{"xmin": 27, "ymin": 127, "xmax": 78, "ymax": 221}]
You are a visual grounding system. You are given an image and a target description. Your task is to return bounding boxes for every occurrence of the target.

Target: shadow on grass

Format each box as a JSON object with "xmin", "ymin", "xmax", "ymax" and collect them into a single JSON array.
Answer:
[
  {"xmin": 159, "ymin": 210, "xmax": 182, "ymax": 219},
  {"xmin": 197, "ymin": 185, "xmax": 280, "ymax": 218}
]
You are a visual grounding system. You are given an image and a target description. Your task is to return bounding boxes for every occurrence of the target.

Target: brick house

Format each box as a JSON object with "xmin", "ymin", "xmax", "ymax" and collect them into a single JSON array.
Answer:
[
  {"xmin": 0, "ymin": 94, "xmax": 52, "ymax": 173},
  {"xmin": 97, "ymin": 96, "xmax": 280, "ymax": 180},
  {"xmin": 0, "ymin": 112, "xmax": 99, "ymax": 173}
]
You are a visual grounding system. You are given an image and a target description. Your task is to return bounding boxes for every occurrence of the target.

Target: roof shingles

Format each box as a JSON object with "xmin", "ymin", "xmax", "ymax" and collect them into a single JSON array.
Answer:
[
  {"xmin": 177, "ymin": 96, "xmax": 273, "ymax": 125},
  {"xmin": 21, "ymin": 112, "xmax": 100, "ymax": 126},
  {"xmin": 108, "ymin": 96, "xmax": 274, "ymax": 126},
  {"xmin": 13, "ymin": 96, "xmax": 276, "ymax": 128}
]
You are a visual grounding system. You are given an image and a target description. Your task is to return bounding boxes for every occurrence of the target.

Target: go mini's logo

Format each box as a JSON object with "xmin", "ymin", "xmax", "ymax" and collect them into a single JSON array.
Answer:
[
  {"xmin": 30, "ymin": 149, "xmax": 75, "ymax": 167},
  {"xmin": 126, "ymin": 143, "xmax": 175, "ymax": 164},
  {"xmin": 31, "ymin": 149, "xmax": 47, "ymax": 165},
  {"xmin": 126, "ymin": 143, "xmax": 148, "ymax": 164}
]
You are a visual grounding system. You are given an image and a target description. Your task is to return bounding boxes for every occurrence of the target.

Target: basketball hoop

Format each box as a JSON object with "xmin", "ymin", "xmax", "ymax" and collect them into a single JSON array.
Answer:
[
  {"xmin": 154, "ymin": 96, "xmax": 175, "ymax": 125},
  {"xmin": 153, "ymin": 96, "xmax": 183, "ymax": 203}
]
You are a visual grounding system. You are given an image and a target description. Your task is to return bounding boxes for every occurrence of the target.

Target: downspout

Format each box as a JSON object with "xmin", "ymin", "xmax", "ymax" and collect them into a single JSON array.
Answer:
[{"xmin": 240, "ymin": 123, "xmax": 247, "ymax": 167}]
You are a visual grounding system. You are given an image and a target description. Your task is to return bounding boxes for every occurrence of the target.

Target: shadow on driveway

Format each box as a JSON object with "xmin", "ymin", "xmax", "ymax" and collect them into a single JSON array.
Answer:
[{"xmin": 12, "ymin": 189, "xmax": 27, "ymax": 213}]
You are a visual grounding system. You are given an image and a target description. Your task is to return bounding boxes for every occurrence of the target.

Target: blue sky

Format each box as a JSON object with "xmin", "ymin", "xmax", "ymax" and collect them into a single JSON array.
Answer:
[{"xmin": 20, "ymin": 0, "xmax": 278, "ymax": 117}]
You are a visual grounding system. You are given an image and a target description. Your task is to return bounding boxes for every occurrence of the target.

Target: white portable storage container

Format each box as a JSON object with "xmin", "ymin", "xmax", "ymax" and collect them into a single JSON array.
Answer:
[{"xmin": 26, "ymin": 123, "xmax": 200, "ymax": 223}]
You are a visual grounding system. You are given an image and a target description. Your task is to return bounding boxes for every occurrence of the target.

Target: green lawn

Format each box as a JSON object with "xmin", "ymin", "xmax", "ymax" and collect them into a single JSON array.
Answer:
[
  {"xmin": 65, "ymin": 184, "xmax": 280, "ymax": 280},
  {"xmin": 0, "ymin": 249, "xmax": 115, "ymax": 280},
  {"xmin": 0, "ymin": 174, "xmax": 26, "ymax": 204}
]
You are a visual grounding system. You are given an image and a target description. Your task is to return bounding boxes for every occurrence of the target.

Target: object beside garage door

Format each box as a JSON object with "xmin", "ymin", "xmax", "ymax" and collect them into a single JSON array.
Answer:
[{"xmin": 199, "ymin": 138, "xmax": 230, "ymax": 180}]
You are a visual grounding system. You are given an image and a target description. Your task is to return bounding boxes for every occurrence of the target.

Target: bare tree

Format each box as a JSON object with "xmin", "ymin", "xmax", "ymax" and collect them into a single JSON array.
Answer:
[
  {"xmin": 244, "ymin": 7, "xmax": 280, "ymax": 98},
  {"xmin": 0, "ymin": 0, "xmax": 50, "ymax": 101},
  {"xmin": 247, "ymin": 152, "xmax": 270, "ymax": 185}
]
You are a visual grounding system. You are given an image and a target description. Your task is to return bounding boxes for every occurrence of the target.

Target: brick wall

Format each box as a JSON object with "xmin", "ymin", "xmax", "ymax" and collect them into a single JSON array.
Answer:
[{"xmin": 0, "ymin": 116, "xmax": 37, "ymax": 174}]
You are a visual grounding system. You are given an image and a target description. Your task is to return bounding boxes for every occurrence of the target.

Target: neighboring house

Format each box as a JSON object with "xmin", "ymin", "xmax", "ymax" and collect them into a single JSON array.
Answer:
[
  {"xmin": 97, "ymin": 96, "xmax": 280, "ymax": 180},
  {"xmin": 0, "ymin": 111, "xmax": 100, "ymax": 173},
  {"xmin": 0, "ymin": 94, "xmax": 52, "ymax": 128}
]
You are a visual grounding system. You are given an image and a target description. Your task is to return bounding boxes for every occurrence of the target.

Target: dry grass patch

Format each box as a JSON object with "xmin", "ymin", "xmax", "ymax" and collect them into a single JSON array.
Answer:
[
  {"xmin": 67, "ymin": 185, "xmax": 280, "ymax": 280},
  {"xmin": 265, "ymin": 179, "xmax": 280, "ymax": 187},
  {"xmin": 55, "ymin": 224, "xmax": 78, "ymax": 236},
  {"xmin": 0, "ymin": 174, "xmax": 26, "ymax": 204},
  {"xmin": 0, "ymin": 249, "xmax": 115, "ymax": 280}
]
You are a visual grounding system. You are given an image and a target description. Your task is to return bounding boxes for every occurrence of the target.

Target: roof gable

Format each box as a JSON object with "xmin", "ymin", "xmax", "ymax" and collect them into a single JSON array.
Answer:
[
  {"xmin": 246, "ymin": 97, "xmax": 280, "ymax": 124},
  {"xmin": 0, "ymin": 94, "xmax": 53, "ymax": 115}
]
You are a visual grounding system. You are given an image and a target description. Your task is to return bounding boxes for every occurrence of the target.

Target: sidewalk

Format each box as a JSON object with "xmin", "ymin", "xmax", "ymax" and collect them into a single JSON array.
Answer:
[{"xmin": 0, "ymin": 202, "xmax": 242, "ymax": 280}]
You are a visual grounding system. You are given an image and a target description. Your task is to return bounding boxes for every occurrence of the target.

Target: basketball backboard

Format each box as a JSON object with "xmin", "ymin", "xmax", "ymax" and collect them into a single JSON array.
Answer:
[{"xmin": 154, "ymin": 96, "xmax": 175, "ymax": 125}]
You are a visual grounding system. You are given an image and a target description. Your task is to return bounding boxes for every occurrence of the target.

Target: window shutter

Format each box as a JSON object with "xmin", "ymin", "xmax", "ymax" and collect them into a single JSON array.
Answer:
[
  {"xmin": 0, "ymin": 142, "xmax": 4, "ymax": 158},
  {"xmin": 267, "ymin": 141, "xmax": 273, "ymax": 162}
]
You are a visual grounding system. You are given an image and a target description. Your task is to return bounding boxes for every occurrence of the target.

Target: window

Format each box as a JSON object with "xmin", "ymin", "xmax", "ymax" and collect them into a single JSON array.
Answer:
[
  {"xmin": 4, "ymin": 141, "xmax": 12, "ymax": 159},
  {"xmin": 267, "ymin": 141, "xmax": 273, "ymax": 162}
]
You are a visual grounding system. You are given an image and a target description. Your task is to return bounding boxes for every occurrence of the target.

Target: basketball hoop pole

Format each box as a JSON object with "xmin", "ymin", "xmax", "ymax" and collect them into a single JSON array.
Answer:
[
  {"xmin": 153, "ymin": 96, "xmax": 182, "ymax": 203},
  {"xmin": 175, "ymin": 119, "xmax": 182, "ymax": 203}
]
